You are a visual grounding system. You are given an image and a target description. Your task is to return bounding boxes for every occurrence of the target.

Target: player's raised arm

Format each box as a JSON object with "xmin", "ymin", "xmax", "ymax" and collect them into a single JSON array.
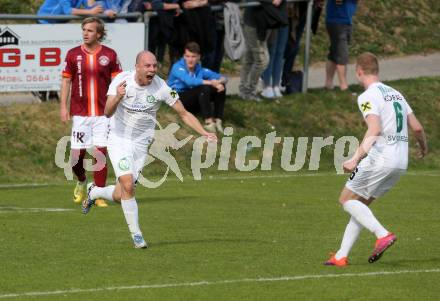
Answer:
[
  {"xmin": 171, "ymin": 99, "xmax": 217, "ymax": 141},
  {"xmin": 60, "ymin": 77, "xmax": 71, "ymax": 123},
  {"xmin": 408, "ymin": 113, "xmax": 428, "ymax": 158},
  {"xmin": 105, "ymin": 81, "xmax": 126, "ymax": 117}
]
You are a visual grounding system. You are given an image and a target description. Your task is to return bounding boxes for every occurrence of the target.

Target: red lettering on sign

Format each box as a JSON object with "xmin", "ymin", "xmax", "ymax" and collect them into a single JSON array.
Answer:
[
  {"xmin": 40, "ymin": 48, "xmax": 61, "ymax": 66},
  {"xmin": 0, "ymin": 49, "xmax": 20, "ymax": 67}
]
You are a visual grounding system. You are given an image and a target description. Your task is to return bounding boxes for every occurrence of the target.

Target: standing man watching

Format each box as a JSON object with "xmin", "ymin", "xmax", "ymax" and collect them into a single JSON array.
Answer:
[
  {"xmin": 83, "ymin": 51, "xmax": 217, "ymax": 249},
  {"xmin": 239, "ymin": 0, "xmax": 286, "ymax": 102},
  {"xmin": 324, "ymin": 0, "xmax": 357, "ymax": 91},
  {"xmin": 60, "ymin": 17, "xmax": 122, "ymax": 208}
]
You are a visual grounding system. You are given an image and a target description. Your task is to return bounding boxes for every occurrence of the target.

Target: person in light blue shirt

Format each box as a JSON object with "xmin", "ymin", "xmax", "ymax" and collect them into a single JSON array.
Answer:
[
  {"xmin": 168, "ymin": 42, "xmax": 227, "ymax": 133},
  {"xmin": 37, "ymin": 0, "xmax": 104, "ymax": 24},
  {"xmin": 325, "ymin": 0, "xmax": 358, "ymax": 90},
  {"xmin": 99, "ymin": 0, "xmax": 134, "ymax": 21}
]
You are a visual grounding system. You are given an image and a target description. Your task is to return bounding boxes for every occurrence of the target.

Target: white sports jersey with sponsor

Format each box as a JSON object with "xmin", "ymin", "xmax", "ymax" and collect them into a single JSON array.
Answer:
[
  {"xmin": 357, "ymin": 82, "xmax": 413, "ymax": 169},
  {"xmin": 107, "ymin": 71, "xmax": 179, "ymax": 146}
]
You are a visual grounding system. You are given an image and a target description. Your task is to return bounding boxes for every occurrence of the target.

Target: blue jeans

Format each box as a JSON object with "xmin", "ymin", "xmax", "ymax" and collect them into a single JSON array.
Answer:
[
  {"xmin": 282, "ymin": 15, "xmax": 306, "ymax": 86},
  {"xmin": 262, "ymin": 26, "xmax": 289, "ymax": 87}
]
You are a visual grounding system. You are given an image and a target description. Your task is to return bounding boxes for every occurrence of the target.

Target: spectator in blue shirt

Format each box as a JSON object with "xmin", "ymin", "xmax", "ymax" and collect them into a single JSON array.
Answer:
[
  {"xmin": 99, "ymin": 0, "xmax": 134, "ymax": 21},
  {"xmin": 168, "ymin": 42, "xmax": 227, "ymax": 133},
  {"xmin": 324, "ymin": 0, "xmax": 357, "ymax": 90},
  {"xmin": 37, "ymin": 0, "xmax": 103, "ymax": 24}
]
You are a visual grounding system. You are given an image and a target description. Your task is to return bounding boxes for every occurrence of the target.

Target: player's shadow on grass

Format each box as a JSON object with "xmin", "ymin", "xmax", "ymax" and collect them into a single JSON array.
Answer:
[
  {"xmin": 348, "ymin": 257, "xmax": 440, "ymax": 267},
  {"xmin": 153, "ymin": 238, "xmax": 265, "ymax": 247},
  {"xmin": 137, "ymin": 196, "xmax": 197, "ymax": 203},
  {"xmin": 375, "ymin": 257, "xmax": 440, "ymax": 266}
]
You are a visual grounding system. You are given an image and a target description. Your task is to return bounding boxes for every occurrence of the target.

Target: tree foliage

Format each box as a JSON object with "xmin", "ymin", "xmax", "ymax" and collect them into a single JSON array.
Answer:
[{"xmin": 0, "ymin": 0, "xmax": 44, "ymax": 14}]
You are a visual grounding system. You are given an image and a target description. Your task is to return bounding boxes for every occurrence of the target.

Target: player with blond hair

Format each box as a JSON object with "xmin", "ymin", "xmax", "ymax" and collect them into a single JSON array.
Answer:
[
  {"xmin": 60, "ymin": 17, "xmax": 122, "ymax": 208},
  {"xmin": 325, "ymin": 52, "xmax": 428, "ymax": 266}
]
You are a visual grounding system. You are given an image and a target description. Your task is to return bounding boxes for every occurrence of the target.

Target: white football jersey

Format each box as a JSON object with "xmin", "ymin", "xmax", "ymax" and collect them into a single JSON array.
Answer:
[
  {"xmin": 107, "ymin": 71, "xmax": 179, "ymax": 146},
  {"xmin": 357, "ymin": 82, "xmax": 413, "ymax": 169}
]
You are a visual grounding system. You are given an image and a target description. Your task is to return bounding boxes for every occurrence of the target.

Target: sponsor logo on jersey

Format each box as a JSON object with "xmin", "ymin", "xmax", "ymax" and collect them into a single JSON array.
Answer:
[
  {"xmin": 386, "ymin": 134, "xmax": 408, "ymax": 144},
  {"xmin": 76, "ymin": 56, "xmax": 83, "ymax": 97},
  {"xmin": 146, "ymin": 95, "xmax": 156, "ymax": 103},
  {"xmin": 99, "ymin": 55, "xmax": 110, "ymax": 66},
  {"xmin": 170, "ymin": 90, "xmax": 178, "ymax": 99},
  {"xmin": 384, "ymin": 93, "xmax": 403, "ymax": 102},
  {"xmin": 124, "ymin": 97, "xmax": 150, "ymax": 112},
  {"xmin": 118, "ymin": 157, "xmax": 130, "ymax": 171},
  {"xmin": 361, "ymin": 101, "xmax": 372, "ymax": 113}
]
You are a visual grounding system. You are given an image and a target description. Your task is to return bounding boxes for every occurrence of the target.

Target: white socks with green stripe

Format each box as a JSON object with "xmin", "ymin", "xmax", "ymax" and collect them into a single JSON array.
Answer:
[
  {"xmin": 121, "ymin": 198, "xmax": 142, "ymax": 236},
  {"xmin": 343, "ymin": 199, "xmax": 388, "ymax": 239},
  {"xmin": 90, "ymin": 185, "xmax": 116, "ymax": 201}
]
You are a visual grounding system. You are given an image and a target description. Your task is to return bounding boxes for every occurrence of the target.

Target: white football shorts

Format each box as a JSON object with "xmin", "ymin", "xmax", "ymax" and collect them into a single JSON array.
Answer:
[
  {"xmin": 71, "ymin": 116, "xmax": 109, "ymax": 149},
  {"xmin": 107, "ymin": 134, "xmax": 150, "ymax": 181},
  {"xmin": 345, "ymin": 162, "xmax": 406, "ymax": 199}
]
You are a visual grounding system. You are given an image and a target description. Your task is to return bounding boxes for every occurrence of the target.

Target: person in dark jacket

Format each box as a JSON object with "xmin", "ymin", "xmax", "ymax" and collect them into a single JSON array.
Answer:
[
  {"xmin": 169, "ymin": 0, "xmax": 215, "ymax": 68},
  {"xmin": 145, "ymin": 0, "xmax": 181, "ymax": 63},
  {"xmin": 168, "ymin": 42, "xmax": 227, "ymax": 132},
  {"xmin": 203, "ymin": 0, "xmax": 240, "ymax": 72}
]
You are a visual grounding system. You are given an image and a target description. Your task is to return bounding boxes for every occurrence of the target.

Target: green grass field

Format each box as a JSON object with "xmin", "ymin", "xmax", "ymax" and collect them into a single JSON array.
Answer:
[{"xmin": 1, "ymin": 171, "xmax": 439, "ymax": 300}]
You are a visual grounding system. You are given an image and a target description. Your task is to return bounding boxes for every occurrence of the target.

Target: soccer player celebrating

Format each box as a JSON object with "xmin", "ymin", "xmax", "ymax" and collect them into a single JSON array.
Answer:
[
  {"xmin": 82, "ymin": 51, "xmax": 217, "ymax": 249},
  {"xmin": 325, "ymin": 52, "xmax": 428, "ymax": 266},
  {"xmin": 60, "ymin": 17, "xmax": 122, "ymax": 208}
]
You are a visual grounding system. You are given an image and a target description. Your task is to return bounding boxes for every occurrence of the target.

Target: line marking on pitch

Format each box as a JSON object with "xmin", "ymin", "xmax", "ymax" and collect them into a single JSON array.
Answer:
[
  {"xmin": 0, "ymin": 207, "xmax": 73, "ymax": 213},
  {"xmin": 1, "ymin": 268, "xmax": 439, "ymax": 299},
  {"xmin": 0, "ymin": 183, "xmax": 62, "ymax": 189}
]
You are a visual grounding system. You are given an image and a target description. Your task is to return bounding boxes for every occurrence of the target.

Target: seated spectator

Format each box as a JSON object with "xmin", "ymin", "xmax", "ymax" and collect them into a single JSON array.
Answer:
[
  {"xmin": 37, "ymin": 0, "xmax": 103, "ymax": 24},
  {"xmin": 168, "ymin": 42, "xmax": 227, "ymax": 133}
]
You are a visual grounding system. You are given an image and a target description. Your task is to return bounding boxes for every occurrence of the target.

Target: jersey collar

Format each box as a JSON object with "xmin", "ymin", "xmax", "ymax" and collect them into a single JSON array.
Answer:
[{"xmin": 81, "ymin": 44, "xmax": 102, "ymax": 55}]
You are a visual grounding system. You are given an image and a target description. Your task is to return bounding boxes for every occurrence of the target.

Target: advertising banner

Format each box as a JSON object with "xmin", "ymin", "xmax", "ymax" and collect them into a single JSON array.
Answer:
[{"xmin": 0, "ymin": 23, "xmax": 144, "ymax": 92}]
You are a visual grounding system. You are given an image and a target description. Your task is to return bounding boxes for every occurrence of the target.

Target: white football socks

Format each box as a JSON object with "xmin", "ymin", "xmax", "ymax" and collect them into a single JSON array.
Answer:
[
  {"xmin": 335, "ymin": 217, "xmax": 363, "ymax": 259},
  {"xmin": 121, "ymin": 198, "xmax": 141, "ymax": 236},
  {"xmin": 90, "ymin": 185, "xmax": 115, "ymax": 201},
  {"xmin": 343, "ymin": 199, "xmax": 388, "ymax": 239}
]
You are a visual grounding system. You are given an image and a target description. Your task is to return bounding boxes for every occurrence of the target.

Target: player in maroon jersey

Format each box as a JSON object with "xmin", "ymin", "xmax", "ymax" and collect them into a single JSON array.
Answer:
[{"xmin": 60, "ymin": 17, "xmax": 122, "ymax": 207}]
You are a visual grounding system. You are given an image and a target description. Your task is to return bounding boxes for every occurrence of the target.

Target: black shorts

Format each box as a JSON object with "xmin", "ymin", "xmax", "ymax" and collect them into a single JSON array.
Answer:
[{"xmin": 326, "ymin": 23, "xmax": 352, "ymax": 65}]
